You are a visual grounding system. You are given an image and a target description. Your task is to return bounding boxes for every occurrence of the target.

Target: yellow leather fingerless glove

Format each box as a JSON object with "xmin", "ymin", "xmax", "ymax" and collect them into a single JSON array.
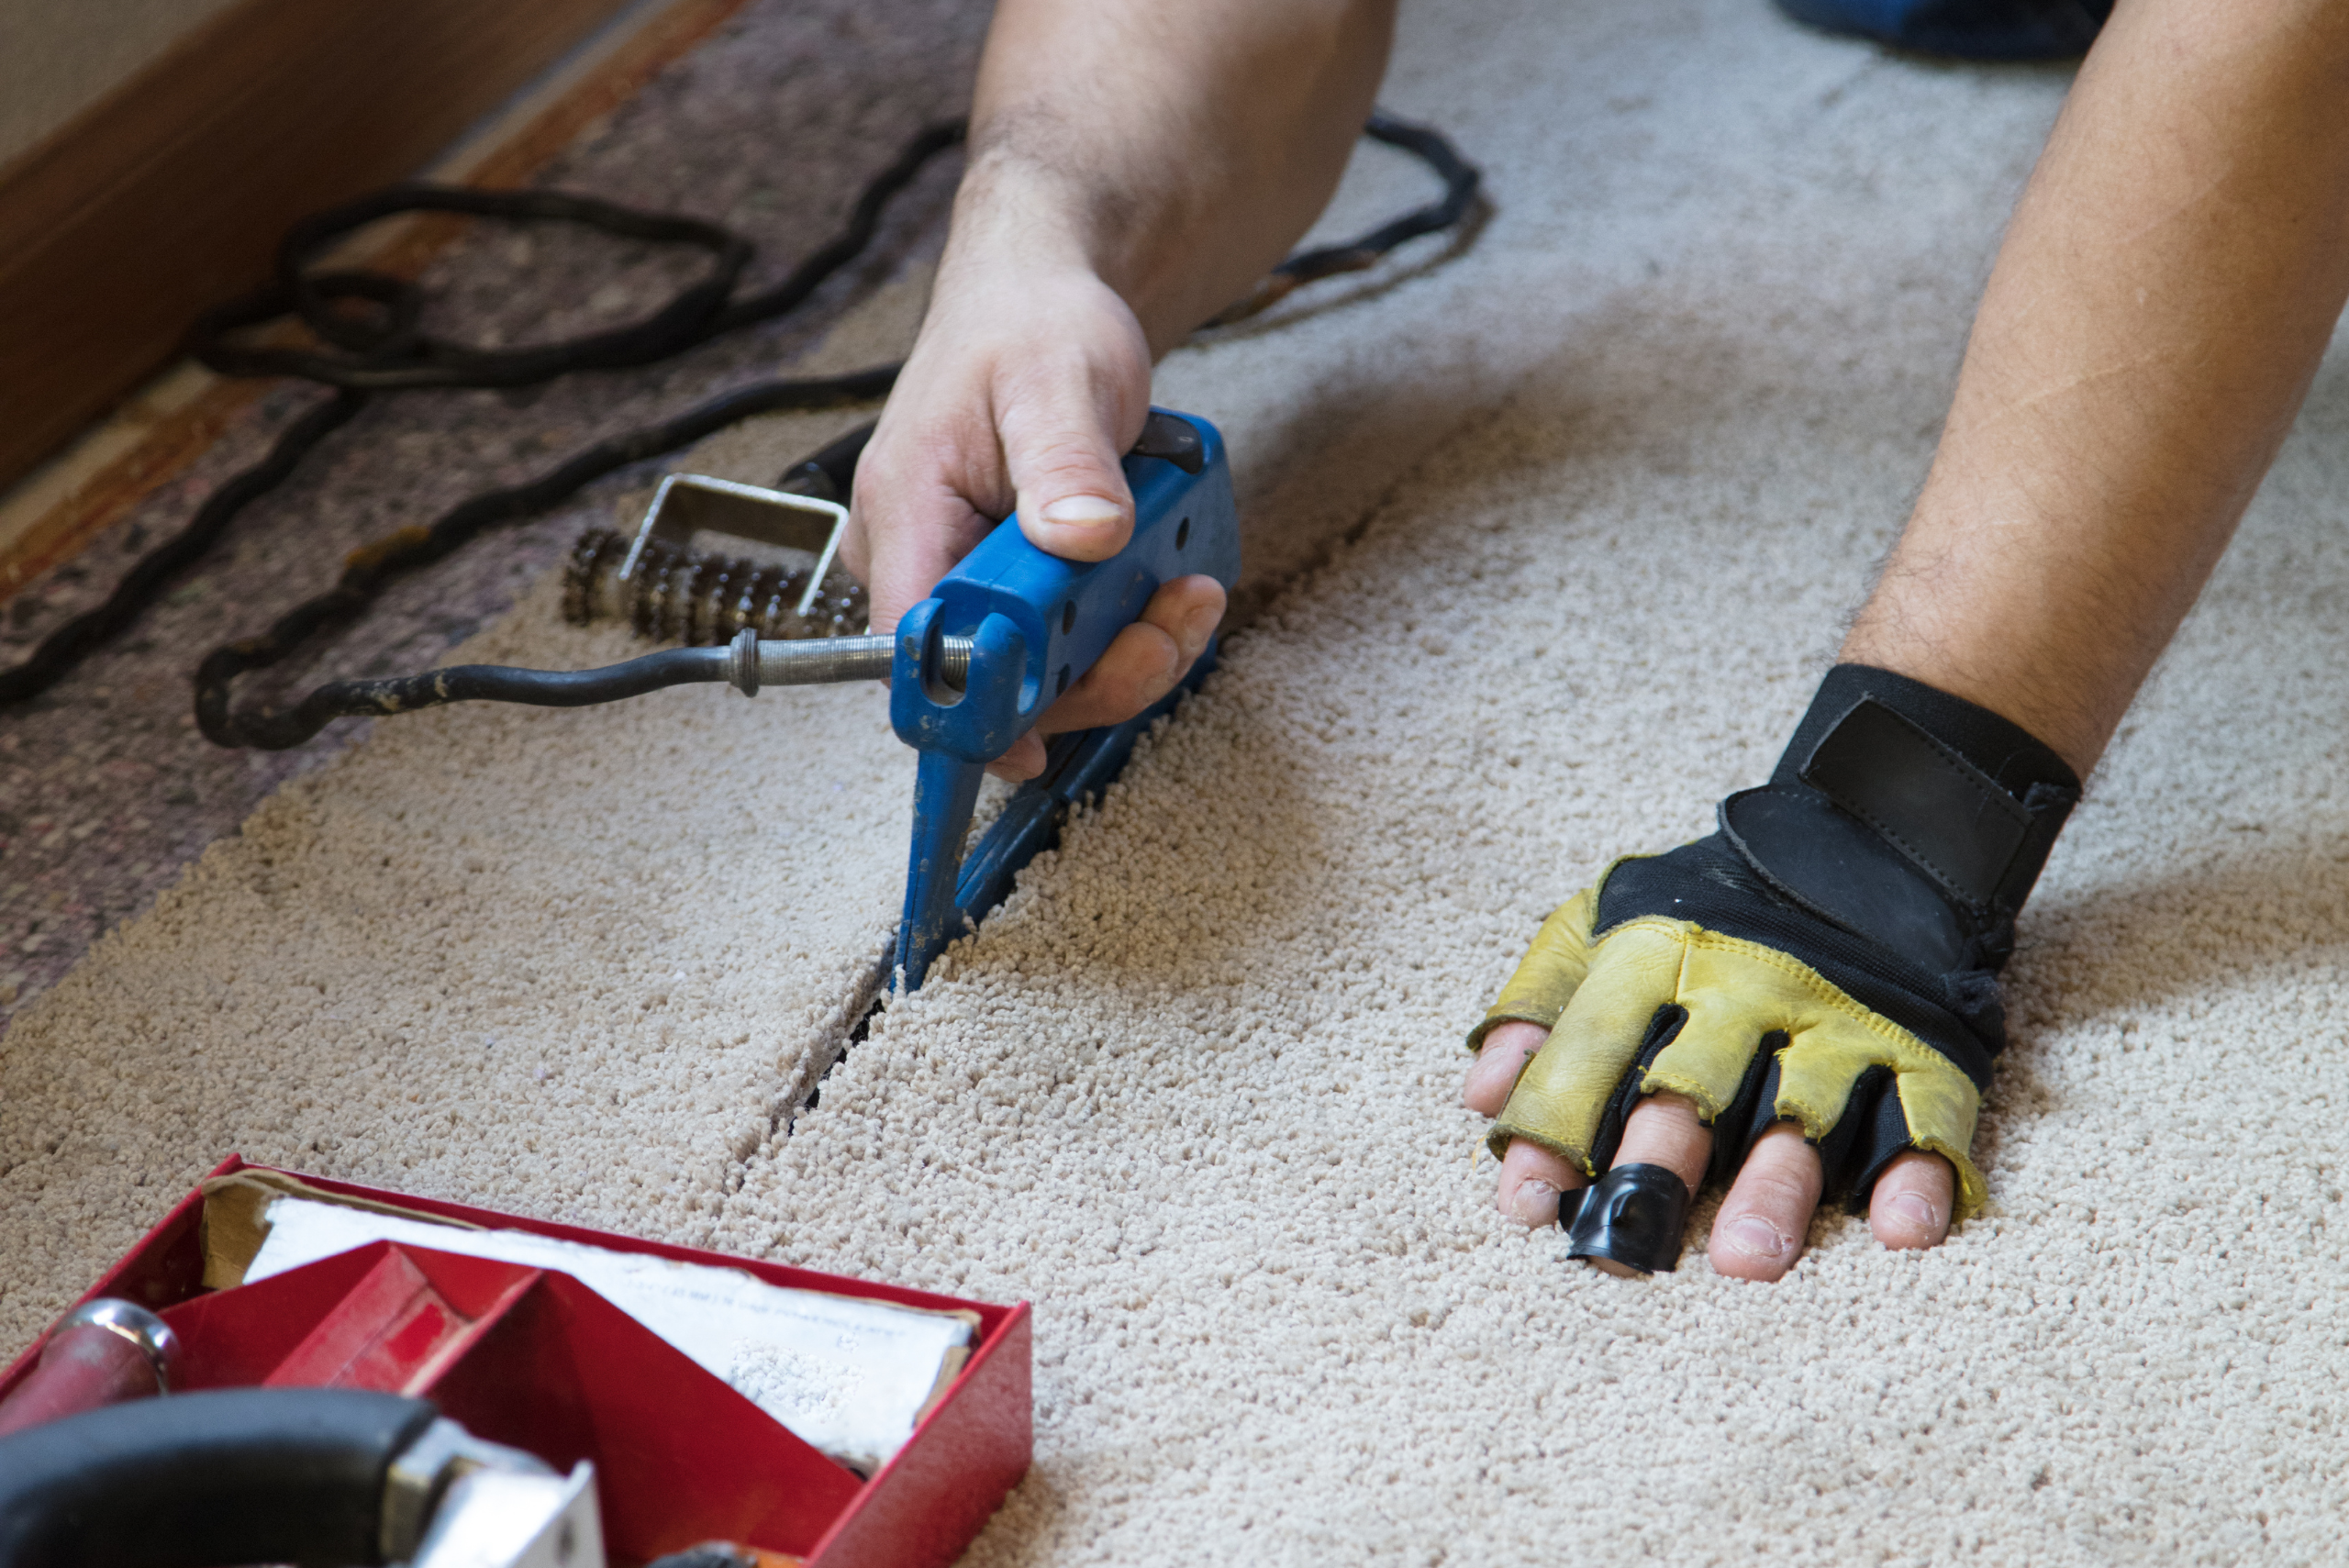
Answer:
[
  {"xmin": 1472, "ymin": 663, "xmax": 2083, "ymax": 1222},
  {"xmin": 1476, "ymin": 881, "xmax": 1986, "ymax": 1216},
  {"xmin": 1464, "ymin": 885, "xmax": 1598, "ymax": 1051}
]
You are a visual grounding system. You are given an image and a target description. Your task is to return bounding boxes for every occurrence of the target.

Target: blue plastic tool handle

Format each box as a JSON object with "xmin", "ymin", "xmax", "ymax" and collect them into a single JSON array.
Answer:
[
  {"xmin": 891, "ymin": 409, "xmax": 1238, "ymax": 991},
  {"xmin": 889, "ymin": 411, "xmax": 1241, "ymax": 762}
]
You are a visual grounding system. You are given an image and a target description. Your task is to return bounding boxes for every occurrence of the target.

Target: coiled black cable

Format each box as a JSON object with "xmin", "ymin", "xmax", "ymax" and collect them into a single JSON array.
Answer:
[
  {"xmin": 0, "ymin": 390, "xmax": 372, "ymax": 710},
  {"xmin": 188, "ymin": 189, "xmax": 755, "ymax": 389},
  {"xmin": 1205, "ymin": 111, "xmax": 1484, "ymax": 326},
  {"xmin": 1, "ymin": 119, "xmax": 964, "ymax": 717},
  {"xmin": 0, "ymin": 110, "xmax": 1481, "ymax": 746}
]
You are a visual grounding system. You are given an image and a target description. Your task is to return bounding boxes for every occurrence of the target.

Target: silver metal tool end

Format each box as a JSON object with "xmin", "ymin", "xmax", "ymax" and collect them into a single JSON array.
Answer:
[
  {"xmin": 759, "ymin": 632, "xmax": 896, "ymax": 688},
  {"xmin": 726, "ymin": 628, "xmax": 761, "ymax": 696},
  {"xmin": 623, "ymin": 473, "xmax": 851, "ymax": 619},
  {"xmin": 930, "ymin": 635, "xmax": 972, "ymax": 691},
  {"xmin": 740, "ymin": 632, "xmax": 976, "ymax": 691},
  {"xmin": 58, "ymin": 1297, "xmax": 180, "ymax": 1392},
  {"xmin": 409, "ymin": 1462, "xmax": 603, "ymax": 1568},
  {"xmin": 382, "ymin": 1416, "xmax": 558, "ymax": 1563},
  {"xmin": 719, "ymin": 630, "xmax": 975, "ymax": 695}
]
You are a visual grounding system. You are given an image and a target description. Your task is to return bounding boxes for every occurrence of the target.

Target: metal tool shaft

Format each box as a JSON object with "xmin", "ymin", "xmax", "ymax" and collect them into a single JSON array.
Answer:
[{"xmin": 724, "ymin": 629, "xmax": 970, "ymax": 695}]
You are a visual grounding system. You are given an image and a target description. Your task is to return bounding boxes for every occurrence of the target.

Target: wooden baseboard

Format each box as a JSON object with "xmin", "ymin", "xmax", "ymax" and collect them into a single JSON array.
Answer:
[
  {"xmin": 0, "ymin": 0, "xmax": 685, "ymax": 497},
  {"xmin": 0, "ymin": 0, "xmax": 757, "ymax": 592}
]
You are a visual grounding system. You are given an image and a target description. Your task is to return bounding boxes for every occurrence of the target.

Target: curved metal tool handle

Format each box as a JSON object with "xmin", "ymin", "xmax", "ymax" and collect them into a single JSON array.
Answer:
[{"xmin": 0, "ymin": 1298, "xmax": 181, "ymax": 1440}]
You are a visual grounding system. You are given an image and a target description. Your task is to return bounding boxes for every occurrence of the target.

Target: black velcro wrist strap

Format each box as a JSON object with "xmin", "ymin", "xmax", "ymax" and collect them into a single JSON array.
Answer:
[
  {"xmin": 1772, "ymin": 664, "xmax": 2079, "ymax": 917},
  {"xmin": 1801, "ymin": 697, "xmax": 2030, "ymax": 908}
]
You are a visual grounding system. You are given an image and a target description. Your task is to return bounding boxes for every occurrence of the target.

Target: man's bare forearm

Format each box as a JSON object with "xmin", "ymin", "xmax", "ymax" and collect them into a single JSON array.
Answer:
[
  {"xmin": 1843, "ymin": 0, "xmax": 2349, "ymax": 774},
  {"xmin": 957, "ymin": 0, "xmax": 1397, "ymax": 352}
]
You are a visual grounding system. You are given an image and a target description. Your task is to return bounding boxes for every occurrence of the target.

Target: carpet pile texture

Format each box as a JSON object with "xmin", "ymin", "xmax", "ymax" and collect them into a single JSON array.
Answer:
[{"xmin": 13, "ymin": 2, "xmax": 2349, "ymax": 1562}]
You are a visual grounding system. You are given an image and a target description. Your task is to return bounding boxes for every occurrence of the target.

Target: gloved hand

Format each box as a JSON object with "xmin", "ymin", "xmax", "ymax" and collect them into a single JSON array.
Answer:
[{"xmin": 1469, "ymin": 664, "xmax": 2080, "ymax": 1275}]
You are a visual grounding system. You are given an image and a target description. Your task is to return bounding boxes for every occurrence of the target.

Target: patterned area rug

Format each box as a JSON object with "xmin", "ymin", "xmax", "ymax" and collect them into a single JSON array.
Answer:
[{"xmin": 16, "ymin": 1, "xmax": 2349, "ymax": 1562}]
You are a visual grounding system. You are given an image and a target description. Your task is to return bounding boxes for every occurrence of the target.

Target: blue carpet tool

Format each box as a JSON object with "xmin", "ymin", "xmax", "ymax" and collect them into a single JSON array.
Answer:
[{"xmin": 882, "ymin": 413, "xmax": 1240, "ymax": 988}]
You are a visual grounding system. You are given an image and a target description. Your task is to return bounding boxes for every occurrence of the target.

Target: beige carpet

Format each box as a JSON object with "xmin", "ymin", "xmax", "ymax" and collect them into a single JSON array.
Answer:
[{"xmin": 15, "ymin": 0, "xmax": 2349, "ymax": 1561}]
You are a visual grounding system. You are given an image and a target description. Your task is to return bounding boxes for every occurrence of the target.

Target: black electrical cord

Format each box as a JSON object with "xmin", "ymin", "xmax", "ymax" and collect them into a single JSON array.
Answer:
[
  {"xmin": 189, "ymin": 373, "xmax": 894, "ymax": 748},
  {"xmin": 189, "ymin": 117, "xmax": 973, "ymax": 389},
  {"xmin": 1204, "ymin": 111, "xmax": 1484, "ymax": 326},
  {"xmin": 0, "ymin": 389, "xmax": 372, "ymax": 709},
  {"xmin": 188, "ymin": 189, "xmax": 755, "ymax": 389},
  {"xmin": 0, "ymin": 110, "xmax": 1480, "ymax": 745},
  {"xmin": 225, "ymin": 645, "xmax": 734, "ymax": 751},
  {"xmin": 0, "ymin": 118, "xmax": 964, "ymax": 716}
]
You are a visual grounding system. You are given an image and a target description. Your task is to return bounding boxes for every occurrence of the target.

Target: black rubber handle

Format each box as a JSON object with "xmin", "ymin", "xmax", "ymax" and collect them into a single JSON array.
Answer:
[
  {"xmin": 0, "ymin": 1387, "xmax": 438, "ymax": 1568},
  {"xmin": 775, "ymin": 418, "xmax": 877, "ymax": 504}
]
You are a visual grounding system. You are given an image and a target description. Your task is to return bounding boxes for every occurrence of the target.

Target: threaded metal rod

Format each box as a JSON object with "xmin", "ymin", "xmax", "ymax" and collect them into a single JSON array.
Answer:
[
  {"xmin": 196, "ymin": 628, "xmax": 975, "ymax": 750},
  {"xmin": 726, "ymin": 628, "xmax": 971, "ymax": 695}
]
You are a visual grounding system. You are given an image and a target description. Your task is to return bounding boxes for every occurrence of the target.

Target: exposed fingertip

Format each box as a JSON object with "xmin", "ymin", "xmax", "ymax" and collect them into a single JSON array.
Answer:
[
  {"xmin": 1611, "ymin": 1091, "xmax": 1715, "ymax": 1200},
  {"xmin": 987, "ymin": 734, "xmax": 1047, "ymax": 783},
  {"xmin": 1089, "ymin": 628, "xmax": 1178, "ymax": 709},
  {"xmin": 1503, "ymin": 1177, "xmax": 1560, "ymax": 1228},
  {"xmin": 1462, "ymin": 1054, "xmax": 1511, "ymax": 1115},
  {"xmin": 1720, "ymin": 1214, "xmax": 1791, "ymax": 1263},
  {"xmin": 1874, "ymin": 1187, "xmax": 1946, "ymax": 1250},
  {"xmin": 1709, "ymin": 1213, "xmax": 1799, "ymax": 1281},
  {"xmin": 1151, "ymin": 628, "xmax": 1184, "ymax": 685},
  {"xmin": 1178, "ymin": 602, "xmax": 1221, "ymax": 661},
  {"xmin": 1867, "ymin": 1151, "xmax": 1955, "ymax": 1250},
  {"xmin": 1462, "ymin": 1022, "xmax": 1547, "ymax": 1117},
  {"xmin": 1887, "ymin": 1189, "xmax": 1940, "ymax": 1229}
]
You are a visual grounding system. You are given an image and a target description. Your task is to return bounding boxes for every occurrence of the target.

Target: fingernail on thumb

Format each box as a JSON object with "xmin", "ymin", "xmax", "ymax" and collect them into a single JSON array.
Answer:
[
  {"xmin": 1887, "ymin": 1191, "xmax": 1942, "ymax": 1232},
  {"xmin": 1040, "ymin": 495, "xmax": 1124, "ymax": 529}
]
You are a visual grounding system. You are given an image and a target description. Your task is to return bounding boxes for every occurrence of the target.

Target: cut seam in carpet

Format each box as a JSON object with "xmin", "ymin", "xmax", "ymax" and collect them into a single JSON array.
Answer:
[{"xmin": 17, "ymin": 2, "xmax": 2349, "ymax": 1563}]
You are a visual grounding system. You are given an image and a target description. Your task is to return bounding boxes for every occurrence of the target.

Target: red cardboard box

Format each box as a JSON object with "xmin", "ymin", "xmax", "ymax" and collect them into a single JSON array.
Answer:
[{"xmin": 0, "ymin": 1155, "xmax": 1031, "ymax": 1568}]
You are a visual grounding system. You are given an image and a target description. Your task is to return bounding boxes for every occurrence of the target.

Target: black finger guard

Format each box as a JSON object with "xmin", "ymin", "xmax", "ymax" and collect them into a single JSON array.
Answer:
[{"xmin": 1559, "ymin": 1162, "xmax": 1690, "ymax": 1274}]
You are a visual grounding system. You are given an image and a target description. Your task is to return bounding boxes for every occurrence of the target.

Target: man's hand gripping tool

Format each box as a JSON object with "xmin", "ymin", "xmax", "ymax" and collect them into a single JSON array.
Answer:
[
  {"xmin": 717, "ymin": 409, "xmax": 1239, "ymax": 990},
  {"xmin": 885, "ymin": 411, "xmax": 1239, "ymax": 988}
]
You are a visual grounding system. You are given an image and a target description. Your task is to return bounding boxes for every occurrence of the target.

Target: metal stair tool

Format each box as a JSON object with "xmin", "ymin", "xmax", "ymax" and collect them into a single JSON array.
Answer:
[
  {"xmin": 562, "ymin": 419, "xmax": 873, "ymax": 645},
  {"xmin": 584, "ymin": 410, "xmax": 1237, "ymax": 987},
  {"xmin": 208, "ymin": 410, "xmax": 1241, "ymax": 991}
]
